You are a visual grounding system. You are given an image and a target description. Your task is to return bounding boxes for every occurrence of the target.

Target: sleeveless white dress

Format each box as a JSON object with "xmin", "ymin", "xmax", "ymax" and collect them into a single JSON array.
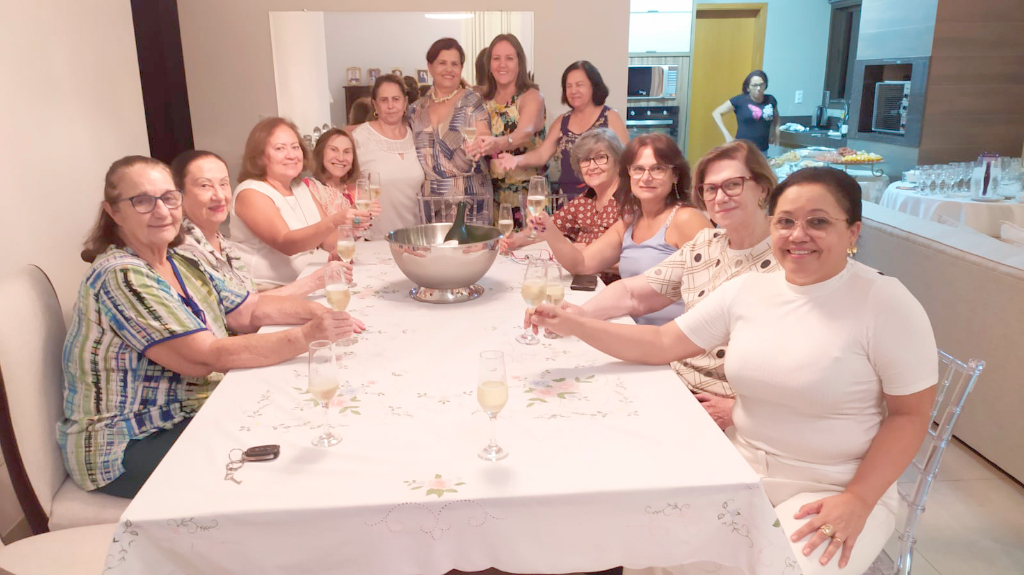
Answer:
[{"xmin": 229, "ymin": 179, "xmax": 327, "ymax": 287}]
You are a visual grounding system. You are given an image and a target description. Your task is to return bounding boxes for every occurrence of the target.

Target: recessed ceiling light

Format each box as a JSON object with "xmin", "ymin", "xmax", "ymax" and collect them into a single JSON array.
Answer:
[{"xmin": 424, "ymin": 12, "xmax": 473, "ymax": 20}]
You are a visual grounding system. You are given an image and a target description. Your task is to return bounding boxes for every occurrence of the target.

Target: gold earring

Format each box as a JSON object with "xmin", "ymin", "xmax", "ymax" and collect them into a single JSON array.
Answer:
[{"xmin": 847, "ymin": 245, "xmax": 858, "ymax": 256}]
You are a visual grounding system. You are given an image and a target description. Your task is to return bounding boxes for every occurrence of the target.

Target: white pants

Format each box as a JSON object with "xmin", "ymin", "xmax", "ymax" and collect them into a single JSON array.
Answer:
[{"xmin": 627, "ymin": 435, "xmax": 896, "ymax": 575}]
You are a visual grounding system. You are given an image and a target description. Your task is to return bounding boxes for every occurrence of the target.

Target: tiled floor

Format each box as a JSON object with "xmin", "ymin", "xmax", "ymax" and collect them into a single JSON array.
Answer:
[{"xmin": 879, "ymin": 438, "xmax": 1024, "ymax": 575}]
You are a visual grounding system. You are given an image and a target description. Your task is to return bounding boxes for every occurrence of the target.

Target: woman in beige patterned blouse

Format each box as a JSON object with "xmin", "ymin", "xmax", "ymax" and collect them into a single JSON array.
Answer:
[{"xmin": 531, "ymin": 140, "xmax": 781, "ymax": 429}]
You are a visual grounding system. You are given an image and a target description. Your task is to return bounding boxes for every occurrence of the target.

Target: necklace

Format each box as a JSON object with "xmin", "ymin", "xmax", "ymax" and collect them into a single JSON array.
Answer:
[{"xmin": 429, "ymin": 86, "xmax": 460, "ymax": 103}]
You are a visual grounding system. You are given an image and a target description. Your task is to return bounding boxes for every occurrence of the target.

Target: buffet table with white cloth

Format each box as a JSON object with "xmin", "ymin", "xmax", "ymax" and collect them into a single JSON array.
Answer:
[
  {"xmin": 878, "ymin": 181, "xmax": 1024, "ymax": 236},
  {"xmin": 102, "ymin": 242, "xmax": 797, "ymax": 575}
]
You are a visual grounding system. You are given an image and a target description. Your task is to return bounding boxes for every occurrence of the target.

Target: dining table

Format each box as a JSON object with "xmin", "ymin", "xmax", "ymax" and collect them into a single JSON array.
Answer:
[
  {"xmin": 101, "ymin": 241, "xmax": 798, "ymax": 575},
  {"xmin": 878, "ymin": 181, "xmax": 1024, "ymax": 236}
]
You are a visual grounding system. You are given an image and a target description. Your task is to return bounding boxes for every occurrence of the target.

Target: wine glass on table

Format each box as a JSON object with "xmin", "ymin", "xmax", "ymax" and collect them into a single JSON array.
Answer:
[
  {"xmin": 525, "ymin": 175, "xmax": 548, "ymax": 241},
  {"xmin": 325, "ymin": 262, "xmax": 358, "ymax": 348},
  {"xmin": 308, "ymin": 340, "xmax": 341, "ymax": 448},
  {"xmin": 544, "ymin": 262, "xmax": 567, "ymax": 339},
  {"xmin": 516, "ymin": 257, "xmax": 546, "ymax": 346},
  {"xmin": 477, "ymin": 350, "xmax": 509, "ymax": 461},
  {"xmin": 336, "ymin": 225, "xmax": 356, "ymax": 264}
]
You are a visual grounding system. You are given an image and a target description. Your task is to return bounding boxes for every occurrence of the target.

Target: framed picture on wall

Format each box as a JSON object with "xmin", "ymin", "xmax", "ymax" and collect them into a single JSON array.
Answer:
[
  {"xmin": 346, "ymin": 67, "xmax": 361, "ymax": 86},
  {"xmin": 391, "ymin": 68, "xmax": 403, "ymax": 78},
  {"xmin": 417, "ymin": 69, "xmax": 429, "ymax": 84},
  {"xmin": 367, "ymin": 68, "xmax": 381, "ymax": 84}
]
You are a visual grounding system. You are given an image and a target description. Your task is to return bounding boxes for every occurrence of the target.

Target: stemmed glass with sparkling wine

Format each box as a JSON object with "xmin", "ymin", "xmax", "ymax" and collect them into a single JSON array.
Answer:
[
  {"xmin": 336, "ymin": 225, "xmax": 356, "ymax": 264},
  {"xmin": 498, "ymin": 203, "xmax": 514, "ymax": 236},
  {"xmin": 354, "ymin": 178, "xmax": 372, "ymax": 233},
  {"xmin": 367, "ymin": 172, "xmax": 382, "ymax": 202},
  {"xmin": 325, "ymin": 264, "xmax": 351, "ymax": 312},
  {"xmin": 525, "ymin": 176, "xmax": 548, "ymax": 240},
  {"xmin": 308, "ymin": 340, "xmax": 341, "ymax": 448},
  {"xmin": 477, "ymin": 350, "xmax": 509, "ymax": 461},
  {"xmin": 517, "ymin": 257, "xmax": 546, "ymax": 345},
  {"xmin": 544, "ymin": 262, "xmax": 567, "ymax": 339}
]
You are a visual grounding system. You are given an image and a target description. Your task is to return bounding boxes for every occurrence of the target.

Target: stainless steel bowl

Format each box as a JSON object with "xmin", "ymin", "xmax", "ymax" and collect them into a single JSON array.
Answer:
[{"xmin": 386, "ymin": 223, "xmax": 502, "ymax": 303}]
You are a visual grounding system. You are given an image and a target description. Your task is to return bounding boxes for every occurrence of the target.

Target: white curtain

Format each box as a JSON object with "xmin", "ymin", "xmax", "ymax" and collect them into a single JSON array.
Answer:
[{"xmin": 461, "ymin": 11, "xmax": 515, "ymax": 86}]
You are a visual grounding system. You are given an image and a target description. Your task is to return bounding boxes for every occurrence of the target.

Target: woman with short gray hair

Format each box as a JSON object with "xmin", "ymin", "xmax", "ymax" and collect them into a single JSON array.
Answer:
[{"xmin": 500, "ymin": 128, "xmax": 624, "ymax": 274}]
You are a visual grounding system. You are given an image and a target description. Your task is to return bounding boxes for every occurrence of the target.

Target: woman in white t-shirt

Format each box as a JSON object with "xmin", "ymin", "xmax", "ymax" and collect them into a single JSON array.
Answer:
[
  {"xmin": 351, "ymin": 74, "xmax": 425, "ymax": 240},
  {"xmin": 531, "ymin": 167, "xmax": 938, "ymax": 575},
  {"xmin": 230, "ymin": 117, "xmax": 349, "ymax": 289}
]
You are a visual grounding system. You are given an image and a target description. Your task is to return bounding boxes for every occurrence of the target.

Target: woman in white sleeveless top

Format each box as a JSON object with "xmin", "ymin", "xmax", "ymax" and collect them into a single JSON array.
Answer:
[
  {"xmin": 351, "ymin": 75, "xmax": 425, "ymax": 240},
  {"xmin": 230, "ymin": 117, "xmax": 348, "ymax": 289}
]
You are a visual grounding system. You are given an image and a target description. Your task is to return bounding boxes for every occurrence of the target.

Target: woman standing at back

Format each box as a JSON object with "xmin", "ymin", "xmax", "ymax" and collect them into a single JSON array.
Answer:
[
  {"xmin": 497, "ymin": 61, "xmax": 629, "ymax": 200},
  {"xmin": 472, "ymin": 34, "xmax": 546, "ymax": 228}
]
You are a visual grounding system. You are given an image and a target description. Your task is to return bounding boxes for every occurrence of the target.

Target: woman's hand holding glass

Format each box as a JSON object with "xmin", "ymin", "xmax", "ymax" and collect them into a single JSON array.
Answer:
[
  {"xmin": 789, "ymin": 491, "xmax": 874, "ymax": 570},
  {"xmin": 525, "ymin": 300, "xmax": 582, "ymax": 338},
  {"xmin": 516, "ymin": 257, "xmax": 547, "ymax": 345}
]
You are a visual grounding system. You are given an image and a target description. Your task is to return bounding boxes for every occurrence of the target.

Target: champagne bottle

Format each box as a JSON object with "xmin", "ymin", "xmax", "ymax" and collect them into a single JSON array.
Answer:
[{"xmin": 443, "ymin": 201, "xmax": 470, "ymax": 244}]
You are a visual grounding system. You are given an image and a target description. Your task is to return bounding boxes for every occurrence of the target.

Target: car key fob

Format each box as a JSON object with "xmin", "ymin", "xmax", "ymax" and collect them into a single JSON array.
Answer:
[{"xmin": 243, "ymin": 444, "xmax": 280, "ymax": 461}]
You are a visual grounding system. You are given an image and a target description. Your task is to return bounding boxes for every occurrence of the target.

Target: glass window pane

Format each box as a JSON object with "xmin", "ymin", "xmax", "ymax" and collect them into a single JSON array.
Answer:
[
  {"xmin": 631, "ymin": 0, "xmax": 693, "ymax": 12},
  {"xmin": 628, "ymin": 12, "xmax": 692, "ymax": 53}
]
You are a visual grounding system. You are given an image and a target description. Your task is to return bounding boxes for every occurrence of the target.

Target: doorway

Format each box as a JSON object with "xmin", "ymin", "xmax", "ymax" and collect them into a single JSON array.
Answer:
[{"xmin": 686, "ymin": 4, "xmax": 766, "ymax": 164}]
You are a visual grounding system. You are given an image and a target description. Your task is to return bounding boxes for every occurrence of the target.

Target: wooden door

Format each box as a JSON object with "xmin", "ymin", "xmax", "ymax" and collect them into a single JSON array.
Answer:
[{"xmin": 687, "ymin": 5, "xmax": 766, "ymax": 164}]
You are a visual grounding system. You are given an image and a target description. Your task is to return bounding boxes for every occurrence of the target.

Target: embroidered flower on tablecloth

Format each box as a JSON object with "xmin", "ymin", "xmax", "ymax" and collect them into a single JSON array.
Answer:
[
  {"xmin": 404, "ymin": 474, "xmax": 466, "ymax": 498},
  {"xmin": 525, "ymin": 375, "xmax": 587, "ymax": 406}
]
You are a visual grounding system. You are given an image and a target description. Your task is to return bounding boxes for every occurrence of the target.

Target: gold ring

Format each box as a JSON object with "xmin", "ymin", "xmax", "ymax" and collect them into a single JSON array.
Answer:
[
  {"xmin": 819, "ymin": 523, "xmax": 836, "ymax": 537},
  {"xmin": 833, "ymin": 536, "xmax": 844, "ymax": 544}
]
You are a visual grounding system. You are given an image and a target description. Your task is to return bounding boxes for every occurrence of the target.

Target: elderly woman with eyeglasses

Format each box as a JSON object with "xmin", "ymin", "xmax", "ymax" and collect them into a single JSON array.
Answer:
[
  {"xmin": 60, "ymin": 156, "xmax": 360, "ymax": 497},
  {"xmin": 542, "ymin": 140, "xmax": 781, "ymax": 429},
  {"xmin": 531, "ymin": 167, "xmax": 938, "ymax": 575},
  {"xmin": 500, "ymin": 129, "xmax": 623, "ymax": 263},
  {"xmin": 526, "ymin": 133, "xmax": 713, "ymax": 325}
]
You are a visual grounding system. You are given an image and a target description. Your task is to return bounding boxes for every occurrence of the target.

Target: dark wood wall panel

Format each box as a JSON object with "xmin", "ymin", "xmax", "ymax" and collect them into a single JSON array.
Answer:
[{"xmin": 918, "ymin": 0, "xmax": 1024, "ymax": 165}]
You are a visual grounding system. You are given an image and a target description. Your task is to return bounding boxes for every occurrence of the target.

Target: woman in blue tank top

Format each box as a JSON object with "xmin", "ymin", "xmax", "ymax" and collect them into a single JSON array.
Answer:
[{"xmin": 527, "ymin": 133, "xmax": 713, "ymax": 325}]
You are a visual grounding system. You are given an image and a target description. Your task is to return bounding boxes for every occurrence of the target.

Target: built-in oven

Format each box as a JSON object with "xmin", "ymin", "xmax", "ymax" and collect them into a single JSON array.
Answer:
[
  {"xmin": 627, "ymin": 65, "xmax": 680, "ymax": 99},
  {"xmin": 626, "ymin": 106, "xmax": 680, "ymax": 139}
]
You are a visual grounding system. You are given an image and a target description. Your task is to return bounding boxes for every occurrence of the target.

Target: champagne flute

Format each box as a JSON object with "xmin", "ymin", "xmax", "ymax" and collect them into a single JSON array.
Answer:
[
  {"xmin": 354, "ymin": 178, "xmax": 372, "ymax": 212},
  {"xmin": 325, "ymin": 264, "xmax": 350, "ymax": 312},
  {"xmin": 516, "ymin": 257, "xmax": 546, "ymax": 345},
  {"xmin": 461, "ymin": 124, "xmax": 478, "ymax": 145},
  {"xmin": 544, "ymin": 262, "xmax": 567, "ymax": 339},
  {"xmin": 308, "ymin": 340, "xmax": 341, "ymax": 448},
  {"xmin": 525, "ymin": 176, "xmax": 548, "ymax": 240},
  {"xmin": 336, "ymin": 225, "xmax": 356, "ymax": 264},
  {"xmin": 477, "ymin": 350, "xmax": 509, "ymax": 461},
  {"xmin": 367, "ymin": 172, "xmax": 382, "ymax": 202},
  {"xmin": 497, "ymin": 203, "xmax": 514, "ymax": 236}
]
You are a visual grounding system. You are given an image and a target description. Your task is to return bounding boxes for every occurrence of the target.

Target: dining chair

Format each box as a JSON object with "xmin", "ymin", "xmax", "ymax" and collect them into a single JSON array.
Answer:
[
  {"xmin": 0, "ymin": 523, "xmax": 117, "ymax": 575},
  {"xmin": 0, "ymin": 265, "xmax": 129, "ymax": 534},
  {"xmin": 884, "ymin": 350, "xmax": 985, "ymax": 575}
]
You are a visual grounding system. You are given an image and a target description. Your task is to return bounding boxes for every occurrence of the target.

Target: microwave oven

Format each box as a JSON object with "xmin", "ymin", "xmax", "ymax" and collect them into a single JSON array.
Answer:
[{"xmin": 627, "ymin": 65, "xmax": 679, "ymax": 99}]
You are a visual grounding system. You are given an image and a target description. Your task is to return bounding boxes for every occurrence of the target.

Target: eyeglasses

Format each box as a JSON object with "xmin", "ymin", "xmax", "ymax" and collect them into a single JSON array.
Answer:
[
  {"xmin": 579, "ymin": 154, "xmax": 610, "ymax": 168},
  {"xmin": 770, "ymin": 214, "xmax": 849, "ymax": 236},
  {"xmin": 114, "ymin": 190, "xmax": 183, "ymax": 214},
  {"xmin": 627, "ymin": 164, "xmax": 672, "ymax": 180},
  {"xmin": 697, "ymin": 176, "xmax": 753, "ymax": 201},
  {"xmin": 748, "ymin": 82, "xmax": 766, "ymax": 89}
]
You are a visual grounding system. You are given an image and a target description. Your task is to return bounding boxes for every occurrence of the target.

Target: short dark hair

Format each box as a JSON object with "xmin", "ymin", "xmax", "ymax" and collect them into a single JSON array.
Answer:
[
  {"xmin": 561, "ymin": 61, "xmax": 609, "ymax": 107},
  {"xmin": 742, "ymin": 70, "xmax": 769, "ymax": 94},
  {"xmin": 768, "ymin": 167, "xmax": 862, "ymax": 223},
  {"xmin": 616, "ymin": 133, "xmax": 693, "ymax": 222},
  {"xmin": 372, "ymin": 74, "xmax": 406, "ymax": 101},
  {"xmin": 170, "ymin": 150, "xmax": 227, "ymax": 191},
  {"xmin": 426, "ymin": 37, "xmax": 465, "ymax": 65},
  {"xmin": 474, "ymin": 48, "xmax": 488, "ymax": 87}
]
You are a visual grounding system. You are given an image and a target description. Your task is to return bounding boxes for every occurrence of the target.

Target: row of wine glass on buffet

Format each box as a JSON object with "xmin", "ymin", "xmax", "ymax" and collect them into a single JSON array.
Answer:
[{"xmin": 905, "ymin": 156, "xmax": 1023, "ymax": 200}]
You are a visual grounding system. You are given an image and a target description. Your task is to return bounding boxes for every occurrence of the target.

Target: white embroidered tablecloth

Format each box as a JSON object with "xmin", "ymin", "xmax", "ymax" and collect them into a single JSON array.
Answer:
[
  {"xmin": 878, "ymin": 182, "xmax": 1024, "ymax": 236},
  {"xmin": 103, "ymin": 242, "xmax": 798, "ymax": 575}
]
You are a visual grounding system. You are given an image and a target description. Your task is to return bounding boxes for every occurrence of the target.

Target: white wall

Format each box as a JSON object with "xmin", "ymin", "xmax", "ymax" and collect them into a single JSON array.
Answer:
[
  {"xmin": 0, "ymin": 0, "xmax": 149, "ymax": 541},
  {"xmin": 699, "ymin": 0, "xmax": 832, "ymax": 117},
  {"xmin": 270, "ymin": 11, "xmax": 333, "ymax": 135},
  {"xmin": 323, "ymin": 12, "xmax": 462, "ymax": 126},
  {"xmin": 177, "ymin": 0, "xmax": 630, "ymax": 183}
]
